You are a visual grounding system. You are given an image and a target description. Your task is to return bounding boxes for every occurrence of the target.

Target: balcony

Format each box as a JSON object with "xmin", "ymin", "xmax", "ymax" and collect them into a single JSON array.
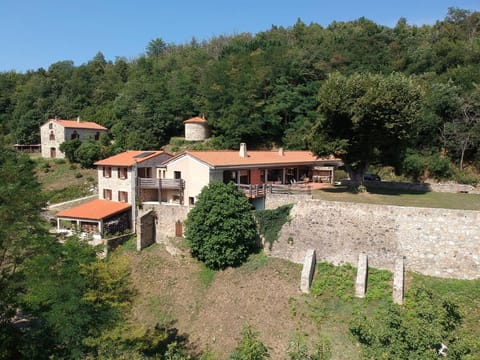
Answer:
[
  {"xmin": 137, "ymin": 178, "xmax": 185, "ymax": 190},
  {"xmin": 235, "ymin": 184, "xmax": 267, "ymax": 198},
  {"xmin": 235, "ymin": 182, "xmax": 312, "ymax": 197}
]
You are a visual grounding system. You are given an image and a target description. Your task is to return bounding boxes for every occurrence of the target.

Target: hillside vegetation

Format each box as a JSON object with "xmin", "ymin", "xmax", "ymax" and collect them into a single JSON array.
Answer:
[
  {"xmin": 1, "ymin": 8, "xmax": 480, "ymax": 182},
  {"xmin": 119, "ymin": 240, "xmax": 480, "ymax": 359}
]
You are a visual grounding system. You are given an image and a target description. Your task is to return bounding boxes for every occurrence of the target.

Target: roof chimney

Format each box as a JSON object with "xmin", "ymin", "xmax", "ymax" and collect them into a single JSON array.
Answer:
[
  {"xmin": 239, "ymin": 143, "xmax": 248, "ymax": 158},
  {"xmin": 278, "ymin": 147, "xmax": 285, "ymax": 156},
  {"xmin": 77, "ymin": 116, "xmax": 80, "ymax": 122}
]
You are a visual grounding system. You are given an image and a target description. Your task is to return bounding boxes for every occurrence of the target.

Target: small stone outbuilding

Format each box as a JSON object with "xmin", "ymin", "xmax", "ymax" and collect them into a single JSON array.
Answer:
[{"xmin": 184, "ymin": 116, "xmax": 209, "ymax": 141}]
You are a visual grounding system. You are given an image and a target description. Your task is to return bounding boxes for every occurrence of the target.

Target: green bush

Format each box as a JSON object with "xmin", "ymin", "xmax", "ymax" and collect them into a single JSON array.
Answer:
[
  {"xmin": 54, "ymin": 158, "xmax": 66, "ymax": 165},
  {"xmin": 75, "ymin": 172, "xmax": 83, "ymax": 179},
  {"xmin": 454, "ymin": 170, "xmax": 479, "ymax": 185},
  {"xmin": 427, "ymin": 154, "xmax": 454, "ymax": 180},
  {"xmin": 350, "ymin": 285, "xmax": 465, "ymax": 359},
  {"xmin": 229, "ymin": 325, "xmax": 270, "ymax": 360},
  {"xmin": 254, "ymin": 204, "xmax": 292, "ymax": 250},
  {"xmin": 402, "ymin": 152, "xmax": 427, "ymax": 181},
  {"xmin": 185, "ymin": 182, "xmax": 258, "ymax": 270}
]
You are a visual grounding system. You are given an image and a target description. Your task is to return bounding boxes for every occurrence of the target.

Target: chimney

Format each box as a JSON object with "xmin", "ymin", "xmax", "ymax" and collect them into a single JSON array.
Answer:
[
  {"xmin": 77, "ymin": 116, "xmax": 80, "ymax": 122},
  {"xmin": 278, "ymin": 147, "xmax": 285, "ymax": 156},
  {"xmin": 239, "ymin": 143, "xmax": 248, "ymax": 158}
]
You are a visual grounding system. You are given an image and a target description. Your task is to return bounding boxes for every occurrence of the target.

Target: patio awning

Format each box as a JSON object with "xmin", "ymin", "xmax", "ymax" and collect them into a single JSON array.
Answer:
[{"xmin": 56, "ymin": 199, "xmax": 131, "ymax": 221}]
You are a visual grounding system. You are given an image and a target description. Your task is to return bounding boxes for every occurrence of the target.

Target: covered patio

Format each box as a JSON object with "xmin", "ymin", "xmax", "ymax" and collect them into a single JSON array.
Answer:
[{"xmin": 55, "ymin": 199, "xmax": 132, "ymax": 238}]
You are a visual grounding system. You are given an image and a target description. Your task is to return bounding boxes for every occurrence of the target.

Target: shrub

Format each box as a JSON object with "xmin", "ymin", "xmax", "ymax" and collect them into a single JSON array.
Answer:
[
  {"xmin": 75, "ymin": 141, "xmax": 102, "ymax": 168},
  {"xmin": 254, "ymin": 204, "xmax": 292, "ymax": 249},
  {"xmin": 54, "ymin": 158, "xmax": 66, "ymax": 165},
  {"xmin": 75, "ymin": 172, "xmax": 83, "ymax": 179},
  {"xmin": 454, "ymin": 170, "xmax": 479, "ymax": 186},
  {"xmin": 402, "ymin": 152, "xmax": 427, "ymax": 181},
  {"xmin": 229, "ymin": 325, "xmax": 270, "ymax": 360},
  {"xmin": 185, "ymin": 182, "xmax": 258, "ymax": 270},
  {"xmin": 350, "ymin": 285, "xmax": 464, "ymax": 359},
  {"xmin": 427, "ymin": 154, "xmax": 454, "ymax": 180}
]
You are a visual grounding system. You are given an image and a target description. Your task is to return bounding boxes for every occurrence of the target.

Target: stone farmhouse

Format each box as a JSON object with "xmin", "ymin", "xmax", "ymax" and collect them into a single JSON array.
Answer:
[
  {"xmin": 55, "ymin": 150, "xmax": 172, "ymax": 236},
  {"xmin": 54, "ymin": 143, "xmax": 340, "ymax": 239},
  {"xmin": 40, "ymin": 118, "xmax": 108, "ymax": 158}
]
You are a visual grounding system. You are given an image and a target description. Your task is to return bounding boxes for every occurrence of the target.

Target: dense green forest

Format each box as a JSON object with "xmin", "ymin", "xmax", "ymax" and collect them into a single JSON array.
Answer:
[{"xmin": 1, "ymin": 8, "xmax": 479, "ymax": 180}]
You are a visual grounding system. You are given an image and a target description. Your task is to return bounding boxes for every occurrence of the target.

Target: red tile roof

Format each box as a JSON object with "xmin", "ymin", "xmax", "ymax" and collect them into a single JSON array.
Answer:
[
  {"xmin": 178, "ymin": 150, "xmax": 340, "ymax": 168},
  {"xmin": 94, "ymin": 151, "xmax": 172, "ymax": 167},
  {"xmin": 47, "ymin": 119, "xmax": 108, "ymax": 131},
  {"xmin": 56, "ymin": 199, "xmax": 131, "ymax": 221},
  {"xmin": 184, "ymin": 117, "xmax": 207, "ymax": 124}
]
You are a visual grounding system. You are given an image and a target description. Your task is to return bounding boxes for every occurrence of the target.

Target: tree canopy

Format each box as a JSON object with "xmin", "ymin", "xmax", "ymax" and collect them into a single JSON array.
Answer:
[{"xmin": 311, "ymin": 72, "xmax": 422, "ymax": 181}]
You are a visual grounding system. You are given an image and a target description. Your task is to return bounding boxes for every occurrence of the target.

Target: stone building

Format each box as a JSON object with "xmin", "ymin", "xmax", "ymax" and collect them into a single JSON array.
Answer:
[
  {"xmin": 40, "ymin": 118, "xmax": 108, "ymax": 158},
  {"xmin": 55, "ymin": 150, "xmax": 172, "ymax": 237},
  {"xmin": 184, "ymin": 116, "xmax": 209, "ymax": 141}
]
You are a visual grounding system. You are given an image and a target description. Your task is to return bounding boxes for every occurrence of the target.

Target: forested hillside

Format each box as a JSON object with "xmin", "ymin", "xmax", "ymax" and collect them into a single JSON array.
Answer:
[{"xmin": 1, "ymin": 8, "xmax": 479, "ymax": 179}]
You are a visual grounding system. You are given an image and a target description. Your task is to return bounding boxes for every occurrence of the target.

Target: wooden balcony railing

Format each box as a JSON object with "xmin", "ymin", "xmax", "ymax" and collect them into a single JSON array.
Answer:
[
  {"xmin": 137, "ymin": 178, "xmax": 185, "ymax": 190},
  {"xmin": 235, "ymin": 184, "xmax": 267, "ymax": 198},
  {"xmin": 236, "ymin": 182, "xmax": 312, "ymax": 196}
]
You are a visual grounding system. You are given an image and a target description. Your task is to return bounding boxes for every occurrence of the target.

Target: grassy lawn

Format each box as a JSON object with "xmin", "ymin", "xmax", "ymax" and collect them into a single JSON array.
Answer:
[
  {"xmin": 313, "ymin": 185, "xmax": 480, "ymax": 210},
  {"xmin": 33, "ymin": 156, "xmax": 97, "ymax": 203}
]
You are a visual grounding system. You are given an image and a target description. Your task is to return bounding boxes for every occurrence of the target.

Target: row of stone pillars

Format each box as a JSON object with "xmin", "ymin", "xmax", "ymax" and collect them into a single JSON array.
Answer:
[
  {"xmin": 355, "ymin": 253, "xmax": 405, "ymax": 304},
  {"xmin": 301, "ymin": 250, "xmax": 405, "ymax": 305}
]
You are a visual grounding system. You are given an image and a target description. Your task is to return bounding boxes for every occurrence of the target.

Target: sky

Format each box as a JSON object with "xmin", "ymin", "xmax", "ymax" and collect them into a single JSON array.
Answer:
[{"xmin": 0, "ymin": 0, "xmax": 478, "ymax": 73}]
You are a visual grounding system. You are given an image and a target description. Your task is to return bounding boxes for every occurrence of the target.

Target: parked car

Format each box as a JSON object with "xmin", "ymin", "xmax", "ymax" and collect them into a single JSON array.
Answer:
[{"xmin": 363, "ymin": 173, "xmax": 381, "ymax": 181}]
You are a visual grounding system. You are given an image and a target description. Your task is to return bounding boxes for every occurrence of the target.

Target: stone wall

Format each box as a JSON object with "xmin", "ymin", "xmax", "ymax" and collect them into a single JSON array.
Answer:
[
  {"xmin": 265, "ymin": 194, "xmax": 480, "ymax": 279},
  {"xmin": 142, "ymin": 203, "xmax": 190, "ymax": 243}
]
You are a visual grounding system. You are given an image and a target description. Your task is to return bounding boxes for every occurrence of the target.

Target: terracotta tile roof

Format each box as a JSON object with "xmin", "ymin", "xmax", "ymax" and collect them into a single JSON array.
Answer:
[
  {"xmin": 94, "ymin": 151, "xmax": 172, "ymax": 167},
  {"xmin": 56, "ymin": 199, "xmax": 131, "ymax": 221},
  {"xmin": 181, "ymin": 150, "xmax": 340, "ymax": 168},
  {"xmin": 184, "ymin": 117, "xmax": 207, "ymax": 124},
  {"xmin": 48, "ymin": 119, "xmax": 108, "ymax": 131}
]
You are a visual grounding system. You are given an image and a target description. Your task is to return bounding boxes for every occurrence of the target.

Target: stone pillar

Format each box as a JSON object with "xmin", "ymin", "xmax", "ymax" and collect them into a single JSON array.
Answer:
[
  {"xmin": 393, "ymin": 257, "xmax": 405, "ymax": 305},
  {"xmin": 355, "ymin": 253, "xmax": 368, "ymax": 298},
  {"xmin": 300, "ymin": 249, "xmax": 316, "ymax": 293}
]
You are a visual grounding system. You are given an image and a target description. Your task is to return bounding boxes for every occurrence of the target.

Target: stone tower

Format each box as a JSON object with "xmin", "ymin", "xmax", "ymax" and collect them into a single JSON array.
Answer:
[{"xmin": 184, "ymin": 116, "xmax": 209, "ymax": 141}]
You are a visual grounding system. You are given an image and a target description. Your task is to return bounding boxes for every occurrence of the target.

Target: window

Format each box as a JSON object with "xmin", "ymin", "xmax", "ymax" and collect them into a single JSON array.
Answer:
[
  {"xmin": 71, "ymin": 130, "xmax": 79, "ymax": 140},
  {"xmin": 103, "ymin": 166, "xmax": 112, "ymax": 178},
  {"xmin": 118, "ymin": 191, "xmax": 128, "ymax": 203},
  {"xmin": 49, "ymin": 123, "xmax": 53, "ymax": 129},
  {"xmin": 103, "ymin": 189, "xmax": 112, "ymax": 200},
  {"xmin": 189, "ymin": 197, "xmax": 195, "ymax": 206},
  {"xmin": 118, "ymin": 167, "xmax": 128, "ymax": 179},
  {"xmin": 94, "ymin": 132, "xmax": 100, "ymax": 140},
  {"xmin": 138, "ymin": 167, "xmax": 152, "ymax": 178},
  {"xmin": 49, "ymin": 131, "xmax": 55, "ymax": 140},
  {"xmin": 174, "ymin": 171, "xmax": 181, "ymax": 179}
]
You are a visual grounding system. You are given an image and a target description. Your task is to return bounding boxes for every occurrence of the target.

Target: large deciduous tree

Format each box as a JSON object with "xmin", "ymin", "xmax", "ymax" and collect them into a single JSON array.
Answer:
[
  {"xmin": 185, "ymin": 181, "xmax": 257, "ymax": 270},
  {"xmin": 311, "ymin": 72, "xmax": 422, "ymax": 182}
]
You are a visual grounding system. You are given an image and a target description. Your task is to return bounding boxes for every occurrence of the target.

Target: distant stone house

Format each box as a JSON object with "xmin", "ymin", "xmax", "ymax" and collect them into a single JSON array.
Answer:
[
  {"xmin": 55, "ymin": 150, "xmax": 172, "ymax": 236},
  {"xmin": 40, "ymin": 118, "xmax": 108, "ymax": 158}
]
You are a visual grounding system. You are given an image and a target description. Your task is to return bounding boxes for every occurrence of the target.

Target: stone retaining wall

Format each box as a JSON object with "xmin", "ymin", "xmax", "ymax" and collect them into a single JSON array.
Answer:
[
  {"xmin": 265, "ymin": 194, "xmax": 480, "ymax": 279},
  {"xmin": 142, "ymin": 203, "xmax": 190, "ymax": 243}
]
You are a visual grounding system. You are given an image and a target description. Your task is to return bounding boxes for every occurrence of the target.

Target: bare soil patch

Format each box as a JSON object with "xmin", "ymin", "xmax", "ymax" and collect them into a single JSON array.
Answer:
[{"xmin": 124, "ymin": 244, "xmax": 318, "ymax": 359}]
